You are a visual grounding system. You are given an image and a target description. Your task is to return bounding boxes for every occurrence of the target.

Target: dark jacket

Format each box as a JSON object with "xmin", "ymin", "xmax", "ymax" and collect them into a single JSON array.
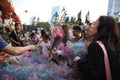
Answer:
[
  {"xmin": 9, "ymin": 30, "xmax": 24, "ymax": 46},
  {"xmin": 77, "ymin": 40, "xmax": 120, "ymax": 80}
]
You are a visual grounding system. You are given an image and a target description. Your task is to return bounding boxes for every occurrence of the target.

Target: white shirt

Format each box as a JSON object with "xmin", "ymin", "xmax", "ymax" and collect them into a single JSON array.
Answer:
[{"xmin": 39, "ymin": 41, "xmax": 51, "ymax": 55}]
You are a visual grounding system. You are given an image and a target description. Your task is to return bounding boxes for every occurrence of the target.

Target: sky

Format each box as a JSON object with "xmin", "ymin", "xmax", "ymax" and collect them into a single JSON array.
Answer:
[{"xmin": 12, "ymin": 0, "xmax": 109, "ymax": 24}]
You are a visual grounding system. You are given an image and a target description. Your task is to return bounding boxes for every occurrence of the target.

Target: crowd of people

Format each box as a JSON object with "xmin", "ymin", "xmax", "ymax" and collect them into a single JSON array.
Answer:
[{"xmin": 0, "ymin": 8, "xmax": 120, "ymax": 80}]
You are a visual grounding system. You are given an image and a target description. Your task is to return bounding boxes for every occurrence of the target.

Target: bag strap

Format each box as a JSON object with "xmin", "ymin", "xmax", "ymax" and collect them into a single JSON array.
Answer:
[{"xmin": 96, "ymin": 41, "xmax": 112, "ymax": 80}]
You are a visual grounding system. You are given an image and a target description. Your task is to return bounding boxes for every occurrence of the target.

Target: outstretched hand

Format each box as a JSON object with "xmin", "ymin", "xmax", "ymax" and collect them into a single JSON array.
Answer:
[{"xmin": 29, "ymin": 45, "xmax": 38, "ymax": 51}]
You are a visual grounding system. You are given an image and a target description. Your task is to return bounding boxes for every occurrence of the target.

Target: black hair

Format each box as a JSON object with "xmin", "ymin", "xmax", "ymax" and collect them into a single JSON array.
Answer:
[
  {"xmin": 41, "ymin": 29, "xmax": 46, "ymax": 37},
  {"xmin": 15, "ymin": 23, "xmax": 19, "ymax": 27},
  {"xmin": 0, "ymin": 5, "xmax": 5, "ymax": 13},
  {"xmin": 30, "ymin": 32, "xmax": 35, "ymax": 38},
  {"xmin": 72, "ymin": 25, "xmax": 81, "ymax": 32},
  {"xmin": 94, "ymin": 16, "xmax": 120, "ymax": 53},
  {"xmin": 42, "ymin": 34, "xmax": 50, "ymax": 40}
]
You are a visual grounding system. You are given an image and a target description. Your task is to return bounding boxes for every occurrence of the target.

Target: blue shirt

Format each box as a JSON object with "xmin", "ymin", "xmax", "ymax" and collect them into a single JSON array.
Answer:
[{"xmin": 0, "ymin": 37, "xmax": 8, "ymax": 50}]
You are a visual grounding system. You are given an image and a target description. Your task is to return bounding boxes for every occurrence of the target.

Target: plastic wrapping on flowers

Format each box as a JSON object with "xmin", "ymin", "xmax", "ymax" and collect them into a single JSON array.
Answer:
[
  {"xmin": 57, "ymin": 39, "xmax": 87, "ymax": 60},
  {"xmin": 71, "ymin": 39, "xmax": 87, "ymax": 59},
  {"xmin": 1, "ymin": 46, "xmax": 75, "ymax": 80}
]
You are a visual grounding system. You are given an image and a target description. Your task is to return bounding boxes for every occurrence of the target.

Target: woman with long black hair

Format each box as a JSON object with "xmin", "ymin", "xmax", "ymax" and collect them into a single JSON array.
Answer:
[{"xmin": 74, "ymin": 16, "xmax": 120, "ymax": 80}]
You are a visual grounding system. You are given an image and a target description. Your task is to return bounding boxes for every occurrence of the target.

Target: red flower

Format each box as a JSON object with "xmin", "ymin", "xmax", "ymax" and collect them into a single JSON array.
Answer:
[
  {"xmin": 13, "ymin": 17, "xmax": 21, "ymax": 23},
  {"xmin": 6, "ymin": 6, "xmax": 14, "ymax": 14}
]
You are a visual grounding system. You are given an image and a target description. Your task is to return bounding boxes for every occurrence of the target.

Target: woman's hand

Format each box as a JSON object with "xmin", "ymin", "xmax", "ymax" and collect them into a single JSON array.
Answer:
[{"xmin": 73, "ymin": 56, "xmax": 81, "ymax": 62}]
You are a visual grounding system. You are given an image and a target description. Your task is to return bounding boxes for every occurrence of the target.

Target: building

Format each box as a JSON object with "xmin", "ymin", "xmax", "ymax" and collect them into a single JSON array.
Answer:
[
  {"xmin": 107, "ymin": 0, "xmax": 120, "ymax": 19},
  {"xmin": 51, "ymin": 6, "xmax": 60, "ymax": 25},
  {"xmin": 51, "ymin": 6, "xmax": 60, "ymax": 18}
]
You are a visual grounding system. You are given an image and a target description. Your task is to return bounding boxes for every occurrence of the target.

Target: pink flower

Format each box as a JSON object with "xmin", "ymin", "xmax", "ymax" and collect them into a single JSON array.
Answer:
[{"xmin": 56, "ymin": 32, "xmax": 63, "ymax": 39}]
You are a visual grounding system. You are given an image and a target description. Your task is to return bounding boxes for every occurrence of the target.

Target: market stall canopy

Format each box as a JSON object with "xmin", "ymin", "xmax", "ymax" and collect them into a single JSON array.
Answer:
[{"xmin": 0, "ymin": 0, "xmax": 21, "ymax": 24}]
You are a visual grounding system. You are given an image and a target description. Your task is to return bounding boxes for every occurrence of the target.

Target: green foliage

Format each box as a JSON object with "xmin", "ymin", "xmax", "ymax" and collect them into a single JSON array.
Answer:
[
  {"xmin": 0, "ymin": 34, "xmax": 9, "ymax": 42},
  {"xmin": 77, "ymin": 10, "xmax": 82, "ymax": 25},
  {"xmin": 70, "ymin": 17, "xmax": 76, "ymax": 24},
  {"xmin": 23, "ymin": 9, "xmax": 90, "ymax": 32},
  {"xmin": 23, "ymin": 22, "xmax": 50, "ymax": 32},
  {"xmin": 36, "ymin": 22, "xmax": 50, "ymax": 31},
  {"xmin": 65, "ymin": 16, "xmax": 69, "ymax": 24},
  {"xmin": 85, "ymin": 11, "xmax": 90, "ymax": 24}
]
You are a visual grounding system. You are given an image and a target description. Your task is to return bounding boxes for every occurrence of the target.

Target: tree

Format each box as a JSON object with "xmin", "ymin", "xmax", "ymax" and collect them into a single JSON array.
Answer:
[
  {"xmin": 59, "ymin": 7, "xmax": 68, "ymax": 24},
  {"xmin": 77, "ymin": 10, "xmax": 82, "ymax": 25},
  {"xmin": 61, "ymin": 7, "xmax": 65, "ymax": 13},
  {"xmin": 51, "ymin": 11, "xmax": 59, "ymax": 26},
  {"xmin": 70, "ymin": 16, "xmax": 76, "ymax": 24},
  {"xmin": 36, "ymin": 22, "xmax": 50, "ymax": 31},
  {"xmin": 117, "ymin": 11, "xmax": 120, "ymax": 22},
  {"xmin": 65, "ymin": 16, "xmax": 69, "ymax": 24},
  {"xmin": 23, "ymin": 22, "xmax": 50, "ymax": 32},
  {"xmin": 85, "ymin": 11, "xmax": 90, "ymax": 24},
  {"xmin": 31, "ymin": 16, "xmax": 36, "ymax": 26},
  {"xmin": 36, "ymin": 17, "xmax": 40, "ymax": 24}
]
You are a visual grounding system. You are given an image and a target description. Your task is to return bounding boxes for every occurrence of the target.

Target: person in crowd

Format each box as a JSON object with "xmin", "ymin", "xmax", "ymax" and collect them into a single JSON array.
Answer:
[
  {"xmin": 81, "ymin": 29, "xmax": 85, "ymax": 38},
  {"xmin": 117, "ymin": 22, "xmax": 120, "ymax": 43},
  {"xmin": 85, "ymin": 23, "xmax": 94, "ymax": 46},
  {"xmin": 0, "ymin": 10, "xmax": 3, "ymax": 23},
  {"xmin": 30, "ymin": 32, "xmax": 39, "ymax": 45},
  {"xmin": 61, "ymin": 24, "xmax": 69, "ymax": 46},
  {"xmin": 0, "ymin": 10, "xmax": 6, "ymax": 34},
  {"xmin": 0, "ymin": 9, "xmax": 10, "ymax": 35},
  {"xmin": 51, "ymin": 25, "xmax": 87, "ymax": 67},
  {"xmin": 9, "ymin": 23, "xmax": 25, "ymax": 46},
  {"xmin": 74, "ymin": 16, "xmax": 120, "ymax": 80},
  {"xmin": 0, "ymin": 37, "xmax": 38, "ymax": 56},
  {"xmin": 72, "ymin": 25, "xmax": 82, "ymax": 42},
  {"xmin": 41, "ymin": 29, "xmax": 47, "ymax": 37},
  {"xmin": 50, "ymin": 24, "xmax": 69, "ymax": 65},
  {"xmin": 0, "ymin": 36, "xmax": 38, "ymax": 79},
  {"xmin": 0, "ymin": 23, "xmax": 10, "ymax": 43},
  {"xmin": 117, "ymin": 22, "xmax": 120, "ymax": 31},
  {"xmin": 0, "ymin": 10, "xmax": 10, "ymax": 43},
  {"xmin": 38, "ymin": 34, "xmax": 51, "ymax": 56}
]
